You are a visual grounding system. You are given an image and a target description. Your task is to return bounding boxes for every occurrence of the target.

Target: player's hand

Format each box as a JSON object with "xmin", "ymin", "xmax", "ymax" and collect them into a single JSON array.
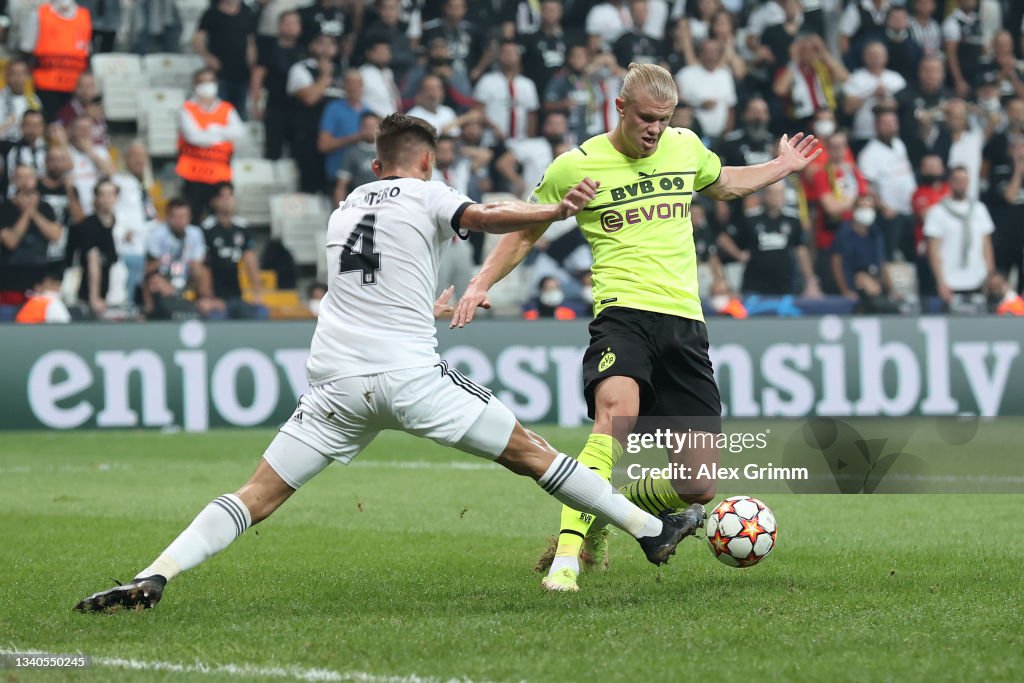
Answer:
[
  {"xmin": 777, "ymin": 132, "xmax": 822, "ymax": 174},
  {"xmin": 449, "ymin": 280, "xmax": 492, "ymax": 329},
  {"xmin": 555, "ymin": 177, "xmax": 599, "ymax": 220},
  {"xmin": 433, "ymin": 285, "xmax": 456, "ymax": 320}
]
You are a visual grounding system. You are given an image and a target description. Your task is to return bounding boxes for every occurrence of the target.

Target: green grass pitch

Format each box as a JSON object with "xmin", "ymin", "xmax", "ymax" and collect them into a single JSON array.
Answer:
[{"xmin": 1, "ymin": 425, "xmax": 1021, "ymax": 682}]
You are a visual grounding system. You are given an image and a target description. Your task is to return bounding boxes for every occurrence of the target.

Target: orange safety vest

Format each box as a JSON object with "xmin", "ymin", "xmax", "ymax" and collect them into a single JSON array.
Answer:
[
  {"xmin": 176, "ymin": 100, "xmax": 235, "ymax": 184},
  {"xmin": 15, "ymin": 296, "xmax": 50, "ymax": 323},
  {"xmin": 32, "ymin": 4, "xmax": 92, "ymax": 93}
]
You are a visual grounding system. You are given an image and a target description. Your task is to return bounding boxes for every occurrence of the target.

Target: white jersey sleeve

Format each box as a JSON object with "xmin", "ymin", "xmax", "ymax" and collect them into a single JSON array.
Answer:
[{"xmin": 306, "ymin": 178, "xmax": 475, "ymax": 385}]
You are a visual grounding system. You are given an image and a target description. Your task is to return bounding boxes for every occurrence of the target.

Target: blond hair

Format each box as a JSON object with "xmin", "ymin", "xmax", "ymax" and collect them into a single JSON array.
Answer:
[{"xmin": 620, "ymin": 63, "xmax": 678, "ymax": 104}]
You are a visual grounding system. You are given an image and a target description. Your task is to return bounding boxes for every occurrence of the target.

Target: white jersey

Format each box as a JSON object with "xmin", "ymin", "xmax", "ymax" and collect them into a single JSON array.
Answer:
[{"xmin": 307, "ymin": 177, "xmax": 474, "ymax": 385}]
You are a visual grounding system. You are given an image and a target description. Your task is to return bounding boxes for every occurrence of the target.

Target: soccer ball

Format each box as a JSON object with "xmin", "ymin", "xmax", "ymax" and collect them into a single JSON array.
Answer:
[{"xmin": 705, "ymin": 496, "xmax": 777, "ymax": 567}]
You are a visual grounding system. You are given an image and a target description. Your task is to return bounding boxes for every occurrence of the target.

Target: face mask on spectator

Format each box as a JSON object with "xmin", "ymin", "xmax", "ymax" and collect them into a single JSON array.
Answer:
[
  {"xmin": 854, "ymin": 207, "xmax": 876, "ymax": 226},
  {"xmin": 195, "ymin": 82, "xmax": 218, "ymax": 100},
  {"xmin": 813, "ymin": 119, "xmax": 835, "ymax": 138},
  {"xmin": 539, "ymin": 289, "xmax": 564, "ymax": 308}
]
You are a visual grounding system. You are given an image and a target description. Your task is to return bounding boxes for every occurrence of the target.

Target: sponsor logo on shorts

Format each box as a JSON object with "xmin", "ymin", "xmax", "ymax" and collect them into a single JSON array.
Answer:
[{"xmin": 598, "ymin": 348, "xmax": 616, "ymax": 373}]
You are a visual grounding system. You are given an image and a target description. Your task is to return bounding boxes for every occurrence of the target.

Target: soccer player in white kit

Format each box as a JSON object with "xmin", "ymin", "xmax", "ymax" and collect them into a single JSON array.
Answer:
[{"xmin": 75, "ymin": 115, "xmax": 700, "ymax": 612}]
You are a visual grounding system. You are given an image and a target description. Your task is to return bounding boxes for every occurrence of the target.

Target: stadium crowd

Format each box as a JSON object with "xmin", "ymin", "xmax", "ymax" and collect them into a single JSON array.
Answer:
[{"xmin": 0, "ymin": 0, "xmax": 1023, "ymax": 323}]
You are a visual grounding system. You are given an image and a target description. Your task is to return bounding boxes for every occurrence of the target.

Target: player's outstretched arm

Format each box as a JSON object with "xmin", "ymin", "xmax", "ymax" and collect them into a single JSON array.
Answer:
[
  {"xmin": 701, "ymin": 133, "xmax": 822, "ymax": 201},
  {"xmin": 450, "ymin": 179, "xmax": 599, "ymax": 329},
  {"xmin": 459, "ymin": 178, "xmax": 599, "ymax": 235}
]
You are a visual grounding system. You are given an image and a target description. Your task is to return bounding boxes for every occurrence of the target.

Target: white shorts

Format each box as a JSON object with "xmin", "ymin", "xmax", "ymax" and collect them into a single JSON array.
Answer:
[{"xmin": 265, "ymin": 361, "xmax": 516, "ymax": 489}]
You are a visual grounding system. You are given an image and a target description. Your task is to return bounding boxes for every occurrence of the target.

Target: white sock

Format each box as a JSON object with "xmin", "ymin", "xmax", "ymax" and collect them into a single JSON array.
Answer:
[
  {"xmin": 135, "ymin": 494, "xmax": 252, "ymax": 582},
  {"xmin": 549, "ymin": 556, "xmax": 580, "ymax": 574},
  {"xmin": 538, "ymin": 454, "xmax": 662, "ymax": 539}
]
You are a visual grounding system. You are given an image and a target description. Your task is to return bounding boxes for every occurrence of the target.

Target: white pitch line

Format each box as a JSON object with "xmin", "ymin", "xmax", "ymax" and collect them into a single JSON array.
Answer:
[{"xmin": 0, "ymin": 648, "xmax": 483, "ymax": 683}]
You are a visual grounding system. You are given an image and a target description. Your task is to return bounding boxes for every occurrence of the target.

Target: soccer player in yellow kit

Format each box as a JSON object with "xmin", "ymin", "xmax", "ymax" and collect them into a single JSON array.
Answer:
[{"xmin": 451, "ymin": 63, "xmax": 821, "ymax": 592}]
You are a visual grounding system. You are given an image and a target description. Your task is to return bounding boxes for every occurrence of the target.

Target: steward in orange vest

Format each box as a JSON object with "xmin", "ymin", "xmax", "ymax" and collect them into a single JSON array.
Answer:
[
  {"xmin": 177, "ymin": 71, "xmax": 244, "ymax": 220},
  {"xmin": 30, "ymin": 0, "xmax": 92, "ymax": 118}
]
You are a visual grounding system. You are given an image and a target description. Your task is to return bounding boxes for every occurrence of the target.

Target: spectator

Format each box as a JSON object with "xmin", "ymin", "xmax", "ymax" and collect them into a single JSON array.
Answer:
[
  {"xmin": 456, "ymin": 117, "xmax": 498, "ymax": 199},
  {"xmin": 433, "ymin": 135, "xmax": 476, "ymax": 299},
  {"xmin": 585, "ymin": 0, "xmax": 631, "ymax": 51},
  {"xmin": 39, "ymin": 146, "xmax": 85, "ymax": 227},
  {"xmin": 676, "ymin": 39, "xmax": 736, "ymax": 141},
  {"xmin": 56, "ymin": 72, "xmax": 109, "ymax": 148},
  {"xmin": 67, "ymin": 114, "xmax": 113, "ymax": 214},
  {"xmin": 520, "ymin": 0, "xmax": 572, "ymax": 98},
  {"xmin": 497, "ymin": 112, "xmax": 569, "ymax": 198},
  {"xmin": 143, "ymin": 198, "xmax": 213, "ymax": 319},
  {"xmin": 66, "ymin": 177, "xmax": 118, "ymax": 317},
  {"xmin": 897, "ymin": 56, "xmax": 950, "ymax": 160},
  {"xmin": 200, "ymin": 183, "xmax": 267, "ymax": 320},
  {"xmin": 983, "ymin": 102, "xmax": 1024, "ymax": 292},
  {"xmin": 744, "ymin": 0, "xmax": 785, "ymax": 55},
  {"xmin": 857, "ymin": 108, "xmax": 917, "ymax": 259},
  {"xmin": 945, "ymin": 98, "xmax": 986, "ymax": 200},
  {"xmin": 332, "ymin": 112, "xmax": 381, "ymax": 205},
  {"xmin": 130, "ymin": 0, "xmax": 182, "ymax": 55},
  {"xmin": 842, "ymin": 41, "xmax": 906, "ymax": 151},
  {"xmin": 706, "ymin": 10, "xmax": 746, "ymax": 83},
  {"xmin": 4, "ymin": 110, "xmax": 47, "ymax": 194},
  {"xmin": 318, "ymin": 70, "xmax": 368, "ymax": 192},
  {"xmin": 251, "ymin": 10, "xmax": 304, "ymax": 160},
  {"xmin": 298, "ymin": 0, "xmax": 358, "ymax": 51},
  {"xmin": 720, "ymin": 98, "xmax": 775, "ymax": 168},
  {"xmin": 942, "ymin": 0, "xmax": 984, "ymax": 98},
  {"xmin": 925, "ymin": 165, "xmax": 995, "ymax": 308},
  {"xmin": 474, "ymin": 40, "xmax": 540, "ymax": 142},
  {"xmin": 78, "ymin": 0, "xmax": 120, "ymax": 53},
  {"xmin": 406, "ymin": 75, "xmax": 462, "ymax": 137},
  {"xmin": 772, "ymin": 35, "xmax": 849, "ymax": 131},
  {"xmin": 990, "ymin": 30, "xmax": 1024, "ymax": 104},
  {"xmin": 910, "ymin": 153, "xmax": 950, "ymax": 294},
  {"xmin": 832, "ymin": 194, "xmax": 890, "ymax": 302},
  {"xmin": 14, "ymin": 272, "xmax": 71, "ymax": 323},
  {"xmin": 358, "ymin": 38, "xmax": 401, "ymax": 119},
  {"xmin": 545, "ymin": 44, "xmax": 618, "ymax": 144},
  {"xmin": 306, "ymin": 281, "xmax": 326, "ymax": 317},
  {"xmin": 193, "ymin": 0, "xmax": 257, "ymax": 118},
  {"xmin": 0, "ymin": 59, "xmax": 42, "ymax": 143},
  {"xmin": 524, "ymin": 275, "xmax": 577, "ymax": 319},
  {"xmin": 720, "ymin": 182, "xmax": 820, "ymax": 297},
  {"xmin": 908, "ymin": 0, "xmax": 942, "ymax": 58},
  {"xmin": 675, "ymin": 0, "xmax": 720, "ymax": 67},
  {"xmin": 113, "ymin": 141, "xmax": 157, "ymax": 302},
  {"xmin": 357, "ymin": 0, "xmax": 416, "ymax": 80},
  {"xmin": 287, "ymin": 32, "xmax": 340, "ymax": 194},
  {"xmin": 613, "ymin": 1, "xmax": 661, "ymax": 69},
  {"xmin": 178, "ymin": 68, "xmax": 244, "ymax": 222},
  {"xmin": 838, "ymin": 0, "xmax": 891, "ymax": 62},
  {"xmin": 0, "ymin": 168, "xmax": 62, "ymax": 307},
  {"xmin": 421, "ymin": 0, "xmax": 488, "ymax": 82},
  {"xmin": 21, "ymin": 0, "xmax": 92, "ymax": 119},
  {"xmin": 805, "ymin": 130, "xmax": 869, "ymax": 273},
  {"xmin": 759, "ymin": 0, "xmax": 803, "ymax": 71},
  {"xmin": 399, "ymin": 37, "xmax": 476, "ymax": 113},
  {"xmin": 254, "ymin": 0, "xmax": 303, "ymax": 60},
  {"xmin": 660, "ymin": 17, "xmax": 691, "ymax": 77},
  {"xmin": 881, "ymin": 7, "xmax": 922, "ymax": 84}
]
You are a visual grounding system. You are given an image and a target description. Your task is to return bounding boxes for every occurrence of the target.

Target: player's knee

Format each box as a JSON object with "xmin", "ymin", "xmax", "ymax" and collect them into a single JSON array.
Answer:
[
  {"xmin": 670, "ymin": 477, "xmax": 716, "ymax": 505},
  {"xmin": 497, "ymin": 425, "xmax": 556, "ymax": 478}
]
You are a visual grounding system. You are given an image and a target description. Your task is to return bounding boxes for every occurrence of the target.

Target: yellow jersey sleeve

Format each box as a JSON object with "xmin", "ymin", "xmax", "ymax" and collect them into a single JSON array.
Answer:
[{"xmin": 678, "ymin": 128, "xmax": 723, "ymax": 192}]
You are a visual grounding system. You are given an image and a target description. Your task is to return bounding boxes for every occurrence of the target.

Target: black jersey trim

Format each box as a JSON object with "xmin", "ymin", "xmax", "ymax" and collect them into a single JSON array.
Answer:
[
  {"xmin": 694, "ymin": 165, "xmax": 723, "ymax": 193},
  {"xmin": 450, "ymin": 201, "xmax": 473, "ymax": 240}
]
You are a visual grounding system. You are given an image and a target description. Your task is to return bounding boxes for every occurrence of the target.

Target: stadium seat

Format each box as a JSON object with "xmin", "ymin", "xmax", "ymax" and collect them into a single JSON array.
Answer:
[
  {"xmin": 143, "ymin": 53, "xmax": 204, "ymax": 89},
  {"xmin": 273, "ymin": 159, "xmax": 300, "ymax": 193},
  {"xmin": 137, "ymin": 87, "xmax": 187, "ymax": 157},
  {"xmin": 234, "ymin": 159, "xmax": 278, "ymax": 225},
  {"xmin": 91, "ymin": 53, "xmax": 146, "ymax": 122},
  {"xmin": 233, "ymin": 122, "xmax": 267, "ymax": 160},
  {"xmin": 270, "ymin": 192, "xmax": 328, "ymax": 267}
]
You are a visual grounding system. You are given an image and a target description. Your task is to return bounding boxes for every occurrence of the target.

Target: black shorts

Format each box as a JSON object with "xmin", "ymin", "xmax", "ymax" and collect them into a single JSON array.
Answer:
[{"xmin": 581, "ymin": 307, "xmax": 721, "ymax": 432}]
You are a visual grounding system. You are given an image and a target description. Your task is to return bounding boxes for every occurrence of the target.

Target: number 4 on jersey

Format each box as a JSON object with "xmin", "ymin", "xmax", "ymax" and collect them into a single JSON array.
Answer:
[{"xmin": 340, "ymin": 213, "xmax": 382, "ymax": 285}]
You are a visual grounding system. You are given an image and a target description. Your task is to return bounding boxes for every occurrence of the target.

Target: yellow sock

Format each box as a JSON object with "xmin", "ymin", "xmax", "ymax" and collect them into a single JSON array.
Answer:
[
  {"xmin": 620, "ymin": 475, "xmax": 685, "ymax": 515},
  {"xmin": 550, "ymin": 435, "xmax": 622, "ymax": 571}
]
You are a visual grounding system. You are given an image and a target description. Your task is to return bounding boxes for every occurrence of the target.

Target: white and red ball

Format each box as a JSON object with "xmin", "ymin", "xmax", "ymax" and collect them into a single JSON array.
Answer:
[{"xmin": 705, "ymin": 496, "xmax": 777, "ymax": 567}]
